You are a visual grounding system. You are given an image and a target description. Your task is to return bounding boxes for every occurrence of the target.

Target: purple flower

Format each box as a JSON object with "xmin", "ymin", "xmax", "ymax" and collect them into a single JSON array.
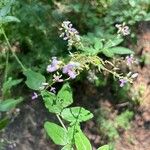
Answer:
[
  {"xmin": 126, "ymin": 55, "xmax": 134, "ymax": 66},
  {"xmin": 68, "ymin": 70, "xmax": 77, "ymax": 79},
  {"xmin": 32, "ymin": 92, "xmax": 38, "ymax": 100},
  {"xmin": 50, "ymin": 87, "xmax": 56, "ymax": 93},
  {"xmin": 62, "ymin": 62, "xmax": 79, "ymax": 79},
  {"xmin": 47, "ymin": 57, "xmax": 61, "ymax": 73},
  {"xmin": 119, "ymin": 79, "xmax": 127, "ymax": 87}
]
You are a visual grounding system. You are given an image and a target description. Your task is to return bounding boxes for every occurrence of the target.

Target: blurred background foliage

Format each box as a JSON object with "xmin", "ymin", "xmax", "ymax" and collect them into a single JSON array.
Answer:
[{"xmin": 0, "ymin": 0, "xmax": 149, "ymax": 75}]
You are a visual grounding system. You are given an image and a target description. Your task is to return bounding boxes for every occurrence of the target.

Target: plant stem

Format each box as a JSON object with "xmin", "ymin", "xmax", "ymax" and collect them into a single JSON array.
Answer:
[
  {"xmin": 56, "ymin": 114, "xmax": 67, "ymax": 131},
  {"xmin": 4, "ymin": 50, "xmax": 9, "ymax": 82},
  {"xmin": 1, "ymin": 27, "xmax": 26, "ymax": 71}
]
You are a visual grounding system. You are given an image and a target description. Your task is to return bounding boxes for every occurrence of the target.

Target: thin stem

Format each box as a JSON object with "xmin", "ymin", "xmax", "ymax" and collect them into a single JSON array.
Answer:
[
  {"xmin": 4, "ymin": 50, "xmax": 9, "ymax": 82},
  {"xmin": 1, "ymin": 27, "xmax": 26, "ymax": 71},
  {"xmin": 56, "ymin": 114, "xmax": 67, "ymax": 131}
]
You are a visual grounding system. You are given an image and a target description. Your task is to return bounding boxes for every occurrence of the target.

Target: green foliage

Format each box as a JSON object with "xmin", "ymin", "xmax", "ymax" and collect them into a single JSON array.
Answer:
[
  {"xmin": 61, "ymin": 107, "xmax": 93, "ymax": 123},
  {"xmin": 98, "ymin": 109, "xmax": 134, "ymax": 141},
  {"xmin": 41, "ymin": 83, "xmax": 73, "ymax": 113},
  {"xmin": 2, "ymin": 77, "xmax": 22, "ymax": 97},
  {"xmin": 74, "ymin": 128, "xmax": 92, "ymax": 150},
  {"xmin": 23, "ymin": 69, "xmax": 46, "ymax": 90},
  {"xmin": 97, "ymin": 145, "xmax": 110, "ymax": 150},
  {"xmin": 0, "ymin": 117, "xmax": 9, "ymax": 130},
  {"xmin": 0, "ymin": 98, "xmax": 22, "ymax": 112},
  {"xmin": 44, "ymin": 121, "xmax": 68, "ymax": 146}
]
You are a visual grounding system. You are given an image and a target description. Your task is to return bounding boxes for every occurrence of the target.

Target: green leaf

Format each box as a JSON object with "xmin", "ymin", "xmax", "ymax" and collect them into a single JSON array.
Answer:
[
  {"xmin": 144, "ymin": 13, "xmax": 150, "ymax": 21},
  {"xmin": 61, "ymin": 144, "xmax": 73, "ymax": 150},
  {"xmin": 97, "ymin": 145, "xmax": 110, "ymax": 150},
  {"xmin": 41, "ymin": 83, "xmax": 73, "ymax": 114},
  {"xmin": 0, "ymin": 117, "xmax": 9, "ymax": 130},
  {"xmin": 129, "ymin": 0, "xmax": 136, "ymax": 7},
  {"xmin": 109, "ymin": 47, "xmax": 134, "ymax": 55},
  {"xmin": 1, "ymin": 16, "xmax": 20, "ymax": 23},
  {"xmin": 44, "ymin": 121, "xmax": 68, "ymax": 146},
  {"xmin": 0, "ymin": 5, "xmax": 11, "ymax": 17},
  {"xmin": 75, "ymin": 128, "xmax": 92, "ymax": 150},
  {"xmin": 94, "ymin": 40, "xmax": 103, "ymax": 50},
  {"xmin": 104, "ymin": 38, "xmax": 123, "ymax": 49},
  {"xmin": 0, "ymin": 98, "xmax": 23, "ymax": 112},
  {"xmin": 101, "ymin": 49, "xmax": 114, "ymax": 58},
  {"xmin": 23, "ymin": 69, "xmax": 46, "ymax": 90},
  {"xmin": 2, "ymin": 77, "xmax": 22, "ymax": 96},
  {"xmin": 57, "ymin": 83, "xmax": 73, "ymax": 108},
  {"xmin": 41, "ymin": 90, "xmax": 62, "ymax": 113},
  {"xmin": 61, "ymin": 107, "xmax": 93, "ymax": 123}
]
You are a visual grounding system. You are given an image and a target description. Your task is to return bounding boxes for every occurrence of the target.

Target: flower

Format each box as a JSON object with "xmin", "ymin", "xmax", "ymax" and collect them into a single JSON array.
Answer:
[
  {"xmin": 31, "ymin": 92, "xmax": 38, "ymax": 100},
  {"xmin": 115, "ymin": 23, "xmax": 130, "ymax": 36},
  {"xmin": 53, "ymin": 74, "xmax": 63, "ymax": 82},
  {"xmin": 119, "ymin": 79, "xmax": 127, "ymax": 87},
  {"xmin": 59, "ymin": 21, "xmax": 81, "ymax": 50},
  {"xmin": 62, "ymin": 62, "xmax": 79, "ymax": 79},
  {"xmin": 126, "ymin": 55, "xmax": 134, "ymax": 66},
  {"xmin": 50, "ymin": 87, "xmax": 56, "ymax": 93},
  {"xmin": 47, "ymin": 57, "xmax": 61, "ymax": 73}
]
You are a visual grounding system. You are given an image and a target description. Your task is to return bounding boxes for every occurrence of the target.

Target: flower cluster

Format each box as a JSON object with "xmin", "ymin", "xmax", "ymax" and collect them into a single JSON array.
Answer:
[
  {"xmin": 59, "ymin": 21, "xmax": 81, "ymax": 50},
  {"xmin": 119, "ymin": 72, "xmax": 138, "ymax": 87},
  {"xmin": 47, "ymin": 57, "xmax": 62, "ymax": 73},
  {"xmin": 115, "ymin": 23, "xmax": 130, "ymax": 36},
  {"xmin": 63, "ymin": 62, "xmax": 80, "ymax": 79}
]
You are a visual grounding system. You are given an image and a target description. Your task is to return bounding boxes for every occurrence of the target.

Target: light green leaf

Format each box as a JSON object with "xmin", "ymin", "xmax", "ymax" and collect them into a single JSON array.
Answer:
[
  {"xmin": 144, "ymin": 13, "xmax": 150, "ymax": 21},
  {"xmin": 0, "ymin": 5, "xmax": 11, "ymax": 17},
  {"xmin": 23, "ymin": 69, "xmax": 46, "ymax": 90},
  {"xmin": 129, "ymin": 0, "xmax": 136, "ymax": 7},
  {"xmin": 109, "ymin": 47, "xmax": 134, "ymax": 55},
  {"xmin": 1, "ymin": 16, "xmax": 20, "ymax": 23},
  {"xmin": 104, "ymin": 38, "xmax": 123, "ymax": 49},
  {"xmin": 61, "ymin": 144, "xmax": 73, "ymax": 150},
  {"xmin": 57, "ymin": 83, "xmax": 73, "ymax": 108},
  {"xmin": 97, "ymin": 145, "xmax": 110, "ymax": 150},
  {"xmin": 75, "ymin": 129, "xmax": 92, "ymax": 150},
  {"xmin": 41, "ymin": 90, "xmax": 62, "ymax": 113},
  {"xmin": 0, "ymin": 98, "xmax": 23, "ymax": 112},
  {"xmin": 61, "ymin": 107, "xmax": 93, "ymax": 123},
  {"xmin": 101, "ymin": 49, "xmax": 114, "ymax": 58},
  {"xmin": 44, "ymin": 121, "xmax": 68, "ymax": 146},
  {"xmin": 94, "ymin": 40, "xmax": 103, "ymax": 50}
]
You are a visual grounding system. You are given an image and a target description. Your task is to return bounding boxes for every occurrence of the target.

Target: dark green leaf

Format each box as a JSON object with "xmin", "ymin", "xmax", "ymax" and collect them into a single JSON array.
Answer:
[
  {"xmin": 44, "ymin": 121, "xmax": 68, "ymax": 146},
  {"xmin": 0, "ymin": 117, "xmax": 9, "ymax": 130},
  {"xmin": 0, "ymin": 98, "xmax": 23, "ymax": 112},
  {"xmin": 61, "ymin": 107, "xmax": 93, "ymax": 123},
  {"xmin": 23, "ymin": 69, "xmax": 46, "ymax": 90}
]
